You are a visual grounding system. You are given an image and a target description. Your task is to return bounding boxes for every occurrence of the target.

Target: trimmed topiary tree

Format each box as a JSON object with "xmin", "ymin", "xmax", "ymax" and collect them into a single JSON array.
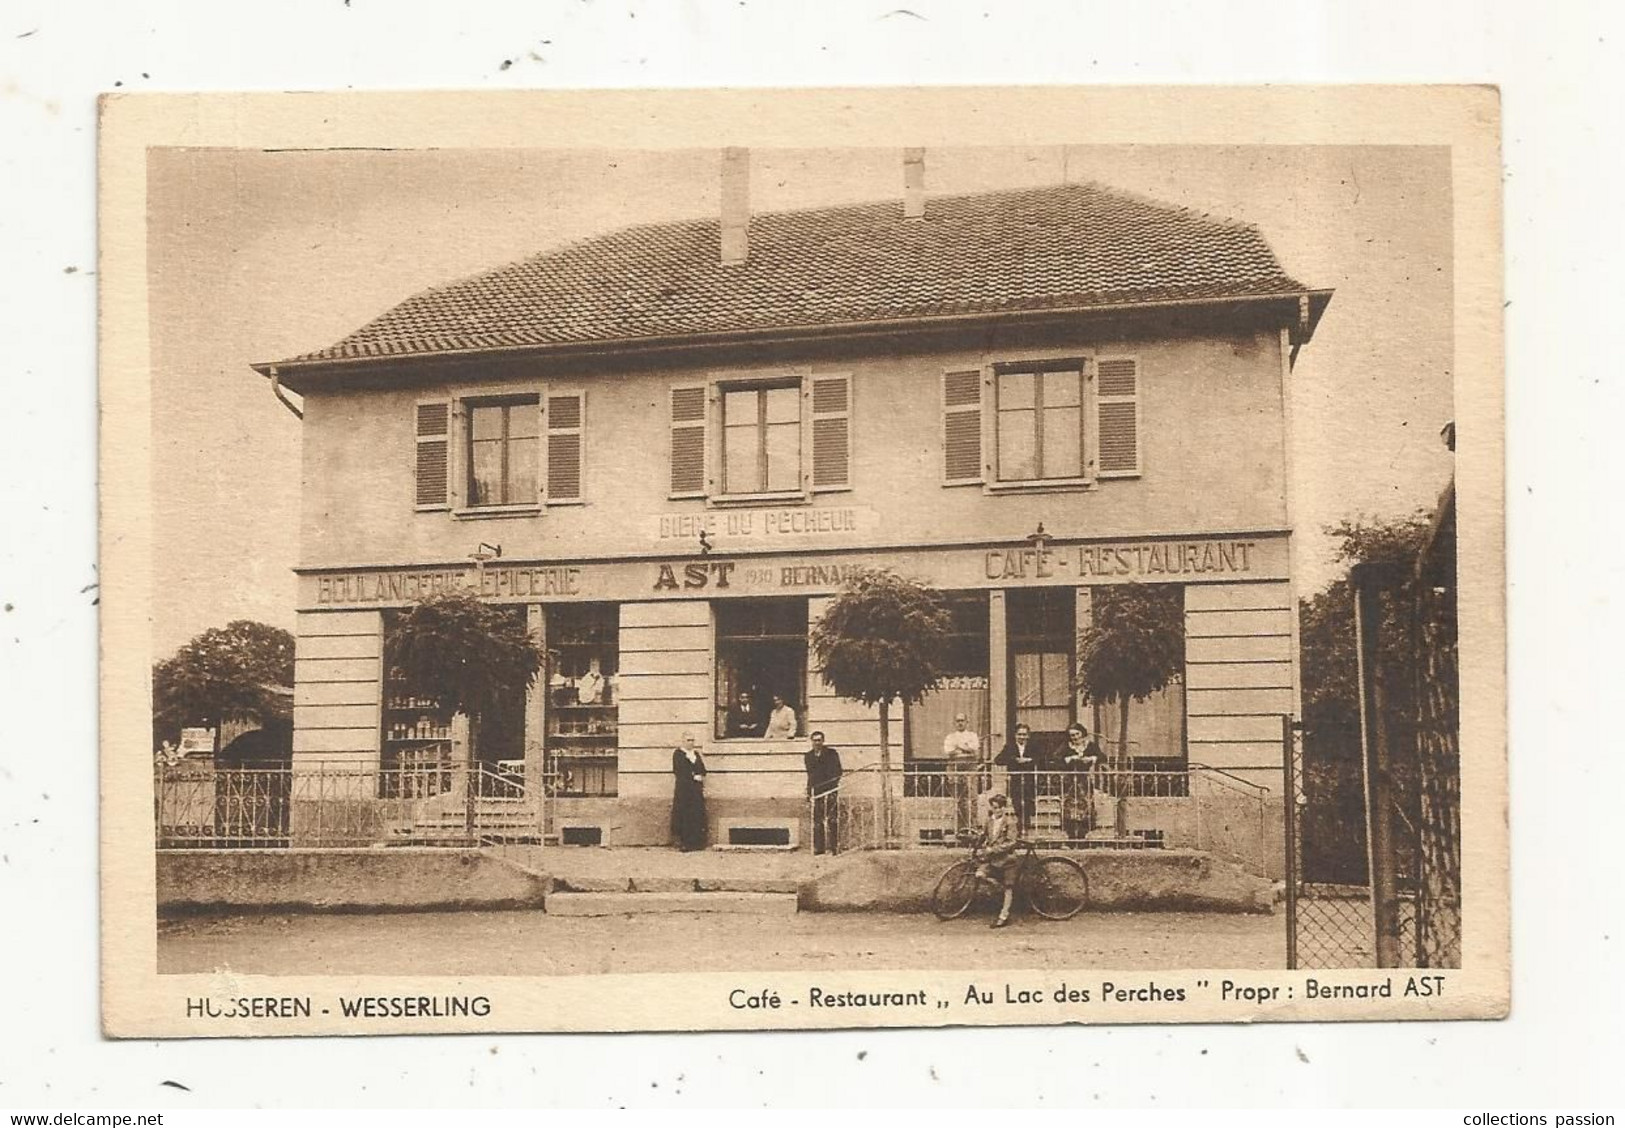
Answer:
[
  {"xmin": 1076, "ymin": 583, "xmax": 1185, "ymax": 767},
  {"xmin": 810, "ymin": 569, "xmax": 951, "ymax": 844},
  {"xmin": 384, "ymin": 590, "xmax": 544, "ymax": 772}
]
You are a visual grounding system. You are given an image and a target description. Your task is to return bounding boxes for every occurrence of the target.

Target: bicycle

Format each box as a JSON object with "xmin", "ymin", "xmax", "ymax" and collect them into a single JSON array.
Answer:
[{"xmin": 930, "ymin": 841, "xmax": 1090, "ymax": 922}]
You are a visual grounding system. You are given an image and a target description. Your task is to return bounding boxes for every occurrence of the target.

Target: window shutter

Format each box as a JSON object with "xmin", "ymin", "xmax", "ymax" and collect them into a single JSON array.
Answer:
[
  {"xmin": 1095, "ymin": 356, "xmax": 1140, "ymax": 477},
  {"xmin": 545, "ymin": 391, "xmax": 584, "ymax": 503},
  {"xmin": 942, "ymin": 369, "xmax": 984, "ymax": 483},
  {"xmin": 414, "ymin": 400, "xmax": 451, "ymax": 509},
  {"xmin": 808, "ymin": 373, "xmax": 851, "ymax": 491},
  {"xmin": 669, "ymin": 384, "xmax": 708, "ymax": 497}
]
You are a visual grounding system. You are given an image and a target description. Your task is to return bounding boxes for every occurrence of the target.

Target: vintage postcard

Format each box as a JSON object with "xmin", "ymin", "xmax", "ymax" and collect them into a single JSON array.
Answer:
[{"xmin": 99, "ymin": 85, "xmax": 1506, "ymax": 1036}]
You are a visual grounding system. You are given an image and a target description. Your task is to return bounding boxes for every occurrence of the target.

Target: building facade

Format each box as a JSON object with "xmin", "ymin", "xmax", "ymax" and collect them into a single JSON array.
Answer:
[{"xmin": 260, "ymin": 169, "xmax": 1330, "ymax": 852}]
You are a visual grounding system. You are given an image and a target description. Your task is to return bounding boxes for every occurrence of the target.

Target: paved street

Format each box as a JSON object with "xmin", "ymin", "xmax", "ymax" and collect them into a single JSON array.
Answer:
[{"xmin": 158, "ymin": 909, "xmax": 1284, "ymax": 976}]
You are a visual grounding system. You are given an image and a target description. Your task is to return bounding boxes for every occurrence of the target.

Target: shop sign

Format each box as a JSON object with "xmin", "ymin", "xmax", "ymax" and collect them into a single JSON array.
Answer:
[
  {"xmin": 314, "ymin": 564, "xmax": 583, "ymax": 605},
  {"xmin": 302, "ymin": 534, "xmax": 1284, "ymax": 610},
  {"xmin": 176, "ymin": 728, "xmax": 215, "ymax": 758},
  {"xmin": 652, "ymin": 505, "xmax": 877, "ymax": 543},
  {"xmin": 983, "ymin": 540, "xmax": 1261, "ymax": 581}
]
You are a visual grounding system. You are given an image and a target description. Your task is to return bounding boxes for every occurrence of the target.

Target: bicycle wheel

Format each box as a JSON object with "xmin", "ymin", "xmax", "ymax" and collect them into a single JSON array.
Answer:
[
  {"xmin": 1027, "ymin": 856, "xmax": 1089, "ymax": 920},
  {"xmin": 931, "ymin": 860, "xmax": 982, "ymax": 920}
]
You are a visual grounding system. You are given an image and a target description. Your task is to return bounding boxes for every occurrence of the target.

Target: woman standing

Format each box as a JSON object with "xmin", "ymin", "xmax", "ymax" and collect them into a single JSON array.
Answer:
[
  {"xmin": 670, "ymin": 732, "xmax": 709, "ymax": 851},
  {"xmin": 1060, "ymin": 722, "xmax": 1104, "ymax": 843}
]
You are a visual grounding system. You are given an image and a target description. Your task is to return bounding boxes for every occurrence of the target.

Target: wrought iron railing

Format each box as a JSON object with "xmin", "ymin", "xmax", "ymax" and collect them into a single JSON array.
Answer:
[
  {"xmin": 154, "ymin": 761, "xmax": 548, "ymax": 850},
  {"xmin": 817, "ymin": 761, "xmax": 1274, "ymax": 872}
]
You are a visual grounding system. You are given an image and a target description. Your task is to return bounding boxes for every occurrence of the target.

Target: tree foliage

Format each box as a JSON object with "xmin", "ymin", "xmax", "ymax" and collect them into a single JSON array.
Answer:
[
  {"xmin": 1299, "ymin": 511, "xmax": 1433, "ymax": 730},
  {"xmin": 383, "ymin": 591, "xmax": 543, "ymax": 723},
  {"xmin": 152, "ymin": 620, "xmax": 295, "ymax": 749},
  {"xmin": 809, "ymin": 569, "xmax": 952, "ymax": 709},
  {"xmin": 1076, "ymin": 584, "xmax": 1185, "ymax": 763},
  {"xmin": 811, "ymin": 569, "xmax": 950, "ymax": 840},
  {"xmin": 1077, "ymin": 584, "xmax": 1186, "ymax": 710}
]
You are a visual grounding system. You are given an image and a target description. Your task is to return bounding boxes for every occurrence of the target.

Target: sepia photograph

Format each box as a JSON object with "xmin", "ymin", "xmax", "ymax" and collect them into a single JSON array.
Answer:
[{"xmin": 98, "ymin": 87, "xmax": 1504, "ymax": 1035}]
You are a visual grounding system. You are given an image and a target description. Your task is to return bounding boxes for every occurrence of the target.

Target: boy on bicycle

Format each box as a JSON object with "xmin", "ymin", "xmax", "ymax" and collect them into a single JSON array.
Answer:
[{"xmin": 975, "ymin": 791, "xmax": 1020, "ymax": 928}]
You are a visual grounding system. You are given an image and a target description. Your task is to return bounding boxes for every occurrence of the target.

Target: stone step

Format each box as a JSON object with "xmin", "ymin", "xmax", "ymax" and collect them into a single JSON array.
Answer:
[
  {"xmin": 555, "ymin": 876, "xmax": 801, "ymax": 894},
  {"xmin": 413, "ymin": 815, "xmax": 540, "ymax": 828},
  {"xmin": 545, "ymin": 891, "xmax": 799, "ymax": 917}
]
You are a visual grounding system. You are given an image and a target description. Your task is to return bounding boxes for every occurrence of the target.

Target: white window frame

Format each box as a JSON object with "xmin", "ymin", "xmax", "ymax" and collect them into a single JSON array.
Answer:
[
  {"xmin": 450, "ymin": 384, "xmax": 544, "ymax": 519},
  {"xmin": 707, "ymin": 367, "xmax": 815, "ymax": 507},
  {"xmin": 984, "ymin": 355, "xmax": 1096, "ymax": 493}
]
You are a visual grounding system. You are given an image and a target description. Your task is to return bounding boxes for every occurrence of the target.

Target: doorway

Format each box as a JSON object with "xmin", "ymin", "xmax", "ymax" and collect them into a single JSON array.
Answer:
[
  {"xmin": 473, "ymin": 607, "xmax": 529, "ymax": 796},
  {"xmin": 1006, "ymin": 587, "xmax": 1076, "ymax": 759}
]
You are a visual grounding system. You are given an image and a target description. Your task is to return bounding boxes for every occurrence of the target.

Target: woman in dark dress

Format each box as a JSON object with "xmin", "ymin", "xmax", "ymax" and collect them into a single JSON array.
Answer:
[
  {"xmin": 1060, "ymin": 722, "xmax": 1105, "ymax": 843},
  {"xmin": 671, "ymin": 732, "xmax": 709, "ymax": 851}
]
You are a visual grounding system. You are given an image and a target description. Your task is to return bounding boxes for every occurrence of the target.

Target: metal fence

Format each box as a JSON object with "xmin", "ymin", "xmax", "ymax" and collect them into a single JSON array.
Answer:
[
  {"xmin": 1408, "ymin": 486, "xmax": 1461, "ymax": 968},
  {"xmin": 154, "ymin": 760, "xmax": 544, "ymax": 849},
  {"xmin": 822, "ymin": 761, "xmax": 1274, "ymax": 873}
]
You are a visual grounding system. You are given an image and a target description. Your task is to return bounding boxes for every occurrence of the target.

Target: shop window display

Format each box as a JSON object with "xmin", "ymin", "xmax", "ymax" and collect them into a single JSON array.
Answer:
[{"xmin": 545, "ymin": 603, "xmax": 619, "ymax": 797}]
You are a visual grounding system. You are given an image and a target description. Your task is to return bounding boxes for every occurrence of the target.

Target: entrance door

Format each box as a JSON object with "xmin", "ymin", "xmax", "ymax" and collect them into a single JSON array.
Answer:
[
  {"xmin": 473, "ymin": 608, "xmax": 529, "ymax": 796},
  {"xmin": 1006, "ymin": 589, "xmax": 1076, "ymax": 841},
  {"xmin": 1006, "ymin": 588, "xmax": 1076, "ymax": 756}
]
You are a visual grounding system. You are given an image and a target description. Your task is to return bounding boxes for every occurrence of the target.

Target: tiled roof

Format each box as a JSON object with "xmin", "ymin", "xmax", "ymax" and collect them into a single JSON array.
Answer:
[{"xmin": 272, "ymin": 181, "xmax": 1312, "ymax": 368}]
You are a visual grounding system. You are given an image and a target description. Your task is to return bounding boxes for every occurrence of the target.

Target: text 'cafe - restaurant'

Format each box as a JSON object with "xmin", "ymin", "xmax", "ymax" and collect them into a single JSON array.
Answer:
[{"xmin": 264, "ymin": 167, "xmax": 1325, "ymax": 853}]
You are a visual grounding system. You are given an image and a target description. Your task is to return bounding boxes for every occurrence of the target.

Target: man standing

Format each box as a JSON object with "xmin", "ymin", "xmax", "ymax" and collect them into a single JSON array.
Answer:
[
  {"xmin": 941, "ymin": 711, "xmax": 983, "ymax": 840},
  {"xmin": 994, "ymin": 723, "xmax": 1044, "ymax": 834},
  {"xmin": 804, "ymin": 730, "xmax": 842, "ymax": 855}
]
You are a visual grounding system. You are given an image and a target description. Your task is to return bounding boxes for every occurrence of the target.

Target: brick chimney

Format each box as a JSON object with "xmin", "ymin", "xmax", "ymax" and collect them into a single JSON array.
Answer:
[
  {"xmin": 903, "ymin": 147, "xmax": 926, "ymax": 220},
  {"xmin": 720, "ymin": 147, "xmax": 750, "ymax": 265}
]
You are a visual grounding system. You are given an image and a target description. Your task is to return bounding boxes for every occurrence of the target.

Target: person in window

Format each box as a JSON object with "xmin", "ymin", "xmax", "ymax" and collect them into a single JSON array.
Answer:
[
  {"xmin": 1059, "ymin": 722, "xmax": 1105, "ymax": 842},
  {"xmin": 764, "ymin": 693, "xmax": 798, "ymax": 740},
  {"xmin": 994, "ymin": 723, "xmax": 1044, "ymax": 834},
  {"xmin": 670, "ymin": 732, "xmax": 709, "ymax": 851},
  {"xmin": 725, "ymin": 690, "xmax": 765, "ymax": 738},
  {"xmin": 576, "ymin": 658, "xmax": 606, "ymax": 705},
  {"xmin": 974, "ymin": 791, "xmax": 1020, "ymax": 929},
  {"xmin": 804, "ymin": 730, "xmax": 842, "ymax": 855}
]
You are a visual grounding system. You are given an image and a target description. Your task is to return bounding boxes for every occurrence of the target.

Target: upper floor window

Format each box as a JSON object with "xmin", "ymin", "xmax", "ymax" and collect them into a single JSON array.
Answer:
[
  {"xmin": 412, "ymin": 389, "xmax": 584, "ymax": 514},
  {"xmin": 996, "ymin": 365, "xmax": 1083, "ymax": 482},
  {"xmin": 723, "ymin": 383, "xmax": 801, "ymax": 495},
  {"xmin": 669, "ymin": 372, "xmax": 851, "ymax": 502},
  {"xmin": 941, "ymin": 355, "xmax": 1140, "ymax": 489},
  {"xmin": 468, "ymin": 397, "xmax": 540, "ymax": 507}
]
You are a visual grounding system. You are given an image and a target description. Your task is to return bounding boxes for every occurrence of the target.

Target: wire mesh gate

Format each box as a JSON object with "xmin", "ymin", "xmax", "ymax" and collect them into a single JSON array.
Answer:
[
  {"xmin": 1285, "ymin": 485, "xmax": 1461, "ymax": 969},
  {"xmin": 1284, "ymin": 716, "xmax": 1379, "ymax": 967}
]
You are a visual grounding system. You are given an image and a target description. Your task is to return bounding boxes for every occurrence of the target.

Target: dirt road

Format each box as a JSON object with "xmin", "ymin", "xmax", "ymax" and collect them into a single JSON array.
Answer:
[{"xmin": 159, "ymin": 909, "xmax": 1284, "ymax": 976}]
